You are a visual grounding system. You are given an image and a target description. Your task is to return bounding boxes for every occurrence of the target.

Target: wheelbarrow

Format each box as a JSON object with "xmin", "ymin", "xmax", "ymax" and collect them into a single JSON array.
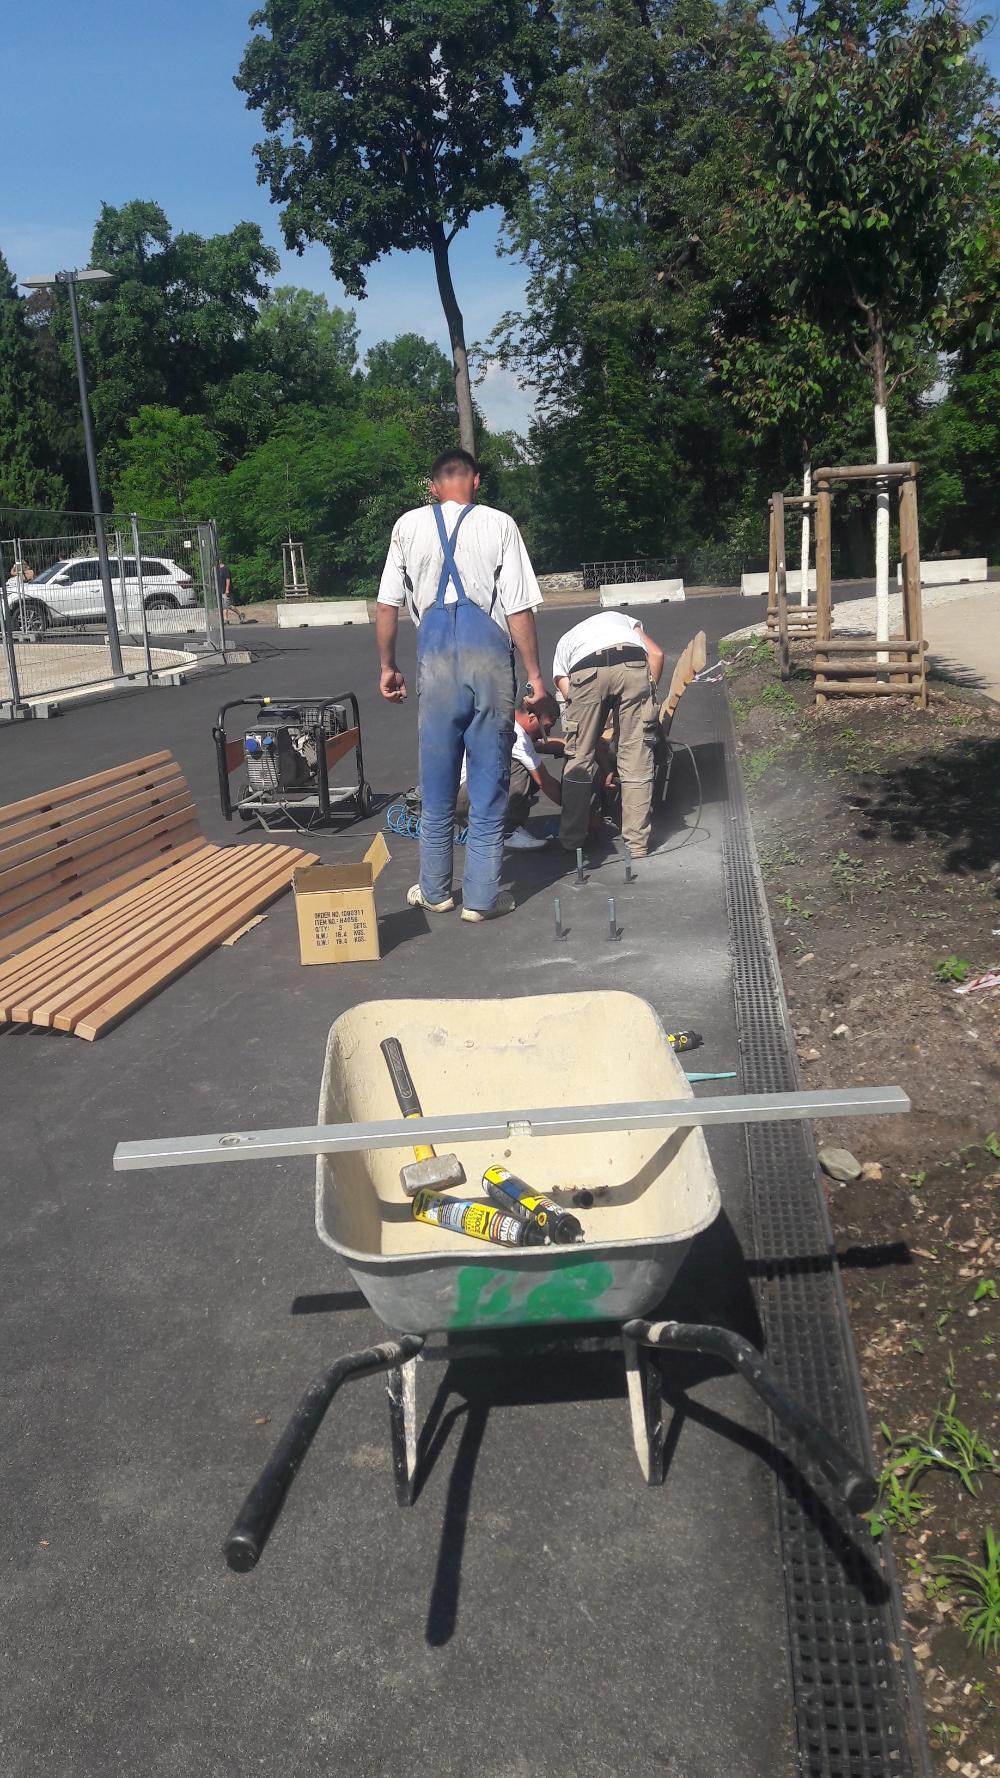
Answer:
[{"xmin": 114, "ymin": 990, "xmax": 910, "ymax": 1572}]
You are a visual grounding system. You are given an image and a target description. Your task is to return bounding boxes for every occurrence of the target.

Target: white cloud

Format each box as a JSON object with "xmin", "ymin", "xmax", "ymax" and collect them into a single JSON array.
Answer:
[{"xmin": 475, "ymin": 360, "xmax": 536, "ymax": 436}]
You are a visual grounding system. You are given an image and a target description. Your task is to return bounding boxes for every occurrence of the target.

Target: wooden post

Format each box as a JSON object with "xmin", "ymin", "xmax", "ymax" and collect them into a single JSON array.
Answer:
[
  {"xmin": 898, "ymin": 475, "xmax": 927, "ymax": 708},
  {"xmin": 814, "ymin": 483, "xmax": 832, "ymax": 644},
  {"xmin": 767, "ymin": 499, "xmax": 777, "ymax": 626},
  {"xmin": 773, "ymin": 491, "xmax": 790, "ymax": 681}
]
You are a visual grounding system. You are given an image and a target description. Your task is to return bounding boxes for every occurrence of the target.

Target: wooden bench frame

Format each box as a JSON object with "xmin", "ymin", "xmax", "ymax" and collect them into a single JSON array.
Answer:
[{"xmin": 0, "ymin": 751, "xmax": 315, "ymax": 1039}]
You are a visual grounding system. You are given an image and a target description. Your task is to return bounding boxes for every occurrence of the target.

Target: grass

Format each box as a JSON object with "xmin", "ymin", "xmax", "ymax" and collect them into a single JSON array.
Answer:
[
  {"xmin": 937, "ymin": 1529, "xmax": 1000, "ymax": 1659},
  {"xmin": 877, "ymin": 1391, "xmax": 998, "ymax": 1510},
  {"xmin": 934, "ymin": 954, "xmax": 973, "ymax": 983}
]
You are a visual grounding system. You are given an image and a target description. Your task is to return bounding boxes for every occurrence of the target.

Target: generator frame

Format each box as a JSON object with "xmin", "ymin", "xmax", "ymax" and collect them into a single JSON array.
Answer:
[{"xmin": 214, "ymin": 692, "xmax": 372, "ymax": 831}]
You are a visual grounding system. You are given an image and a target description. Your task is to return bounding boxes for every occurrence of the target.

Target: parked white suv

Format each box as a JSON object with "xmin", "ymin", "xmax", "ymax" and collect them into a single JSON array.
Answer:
[{"xmin": 4, "ymin": 555, "xmax": 199, "ymax": 632}]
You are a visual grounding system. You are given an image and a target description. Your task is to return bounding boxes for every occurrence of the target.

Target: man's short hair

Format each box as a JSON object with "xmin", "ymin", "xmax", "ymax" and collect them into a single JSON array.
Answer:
[{"xmin": 431, "ymin": 448, "xmax": 478, "ymax": 480}]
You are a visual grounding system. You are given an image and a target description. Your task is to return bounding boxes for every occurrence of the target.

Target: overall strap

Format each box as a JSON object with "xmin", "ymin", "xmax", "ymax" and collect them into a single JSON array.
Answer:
[{"xmin": 433, "ymin": 504, "xmax": 474, "ymax": 606}]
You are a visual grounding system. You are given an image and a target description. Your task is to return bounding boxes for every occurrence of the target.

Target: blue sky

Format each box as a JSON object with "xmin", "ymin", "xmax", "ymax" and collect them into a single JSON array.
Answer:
[
  {"xmin": 4, "ymin": 1, "xmax": 997, "ymax": 441},
  {"xmin": 1, "ymin": 0, "xmax": 534, "ymax": 431}
]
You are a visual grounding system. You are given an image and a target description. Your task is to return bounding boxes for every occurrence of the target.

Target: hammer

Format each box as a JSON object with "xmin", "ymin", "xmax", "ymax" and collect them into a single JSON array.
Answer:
[{"xmin": 379, "ymin": 1038, "xmax": 466, "ymax": 1197}]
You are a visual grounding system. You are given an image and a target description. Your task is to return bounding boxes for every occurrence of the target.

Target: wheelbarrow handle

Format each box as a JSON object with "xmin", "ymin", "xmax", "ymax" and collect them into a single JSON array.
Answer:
[
  {"xmin": 623, "ymin": 1319, "xmax": 877, "ymax": 1515},
  {"xmin": 225, "ymin": 1334, "xmax": 424, "ymax": 1572}
]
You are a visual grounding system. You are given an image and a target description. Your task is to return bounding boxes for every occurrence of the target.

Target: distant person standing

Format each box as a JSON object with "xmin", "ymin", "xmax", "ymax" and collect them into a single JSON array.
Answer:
[
  {"xmin": 217, "ymin": 558, "xmax": 244, "ymax": 624},
  {"xmin": 376, "ymin": 448, "xmax": 555, "ymax": 921}
]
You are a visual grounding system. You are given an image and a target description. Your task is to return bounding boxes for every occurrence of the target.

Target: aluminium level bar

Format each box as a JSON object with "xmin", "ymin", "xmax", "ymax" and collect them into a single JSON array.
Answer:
[{"xmin": 113, "ymin": 1085, "xmax": 910, "ymax": 1172}]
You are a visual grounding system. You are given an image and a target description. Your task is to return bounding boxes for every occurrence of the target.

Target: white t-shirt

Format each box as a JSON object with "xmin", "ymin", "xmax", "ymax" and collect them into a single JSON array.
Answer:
[
  {"xmin": 460, "ymin": 721, "xmax": 541, "ymax": 787},
  {"xmin": 377, "ymin": 500, "xmax": 542, "ymax": 638},
  {"xmin": 552, "ymin": 612, "xmax": 643, "ymax": 681}
]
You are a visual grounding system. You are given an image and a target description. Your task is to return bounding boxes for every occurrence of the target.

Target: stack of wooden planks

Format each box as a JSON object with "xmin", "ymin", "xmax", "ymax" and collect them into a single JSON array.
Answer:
[{"xmin": 0, "ymin": 750, "xmax": 315, "ymax": 1040}]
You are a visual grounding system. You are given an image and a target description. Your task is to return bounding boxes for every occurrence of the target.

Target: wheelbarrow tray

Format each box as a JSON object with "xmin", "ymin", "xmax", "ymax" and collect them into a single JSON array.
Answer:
[{"xmin": 314, "ymin": 991, "xmax": 721, "ymax": 1333}]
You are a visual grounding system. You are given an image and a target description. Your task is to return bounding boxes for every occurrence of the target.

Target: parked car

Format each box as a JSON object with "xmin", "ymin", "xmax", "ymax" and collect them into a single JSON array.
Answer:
[{"xmin": 3, "ymin": 555, "xmax": 199, "ymax": 632}]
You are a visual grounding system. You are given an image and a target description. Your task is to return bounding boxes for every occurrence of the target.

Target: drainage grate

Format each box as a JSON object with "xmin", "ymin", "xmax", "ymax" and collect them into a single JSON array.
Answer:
[{"xmin": 720, "ymin": 705, "xmax": 931, "ymax": 1778}]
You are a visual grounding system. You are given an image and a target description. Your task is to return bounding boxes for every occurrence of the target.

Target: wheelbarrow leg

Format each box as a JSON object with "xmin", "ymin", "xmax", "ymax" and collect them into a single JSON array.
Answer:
[
  {"xmin": 387, "ymin": 1353, "xmax": 419, "ymax": 1507},
  {"xmin": 622, "ymin": 1333, "xmax": 664, "ymax": 1485}
]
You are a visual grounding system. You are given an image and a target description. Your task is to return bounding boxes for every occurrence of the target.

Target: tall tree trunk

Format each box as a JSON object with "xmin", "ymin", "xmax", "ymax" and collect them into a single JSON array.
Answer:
[
  {"xmin": 871, "ymin": 319, "xmax": 890, "ymax": 645},
  {"xmin": 429, "ymin": 223, "xmax": 476, "ymax": 458},
  {"xmin": 800, "ymin": 456, "xmax": 811, "ymax": 609}
]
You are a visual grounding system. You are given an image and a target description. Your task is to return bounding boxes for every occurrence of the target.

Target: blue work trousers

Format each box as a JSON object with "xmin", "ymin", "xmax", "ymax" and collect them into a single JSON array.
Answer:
[{"xmin": 417, "ymin": 601, "xmax": 515, "ymax": 912}]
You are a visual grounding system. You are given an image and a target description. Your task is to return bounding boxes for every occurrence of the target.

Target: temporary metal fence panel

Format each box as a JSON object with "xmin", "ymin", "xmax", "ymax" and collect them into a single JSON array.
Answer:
[
  {"xmin": 581, "ymin": 557, "xmax": 678, "ymax": 590},
  {"xmin": 0, "ymin": 511, "xmax": 225, "ymax": 711}
]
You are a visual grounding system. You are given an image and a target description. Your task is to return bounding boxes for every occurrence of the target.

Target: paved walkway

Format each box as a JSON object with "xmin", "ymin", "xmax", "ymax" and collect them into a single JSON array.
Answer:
[
  {"xmin": 922, "ymin": 589, "xmax": 1000, "ymax": 700},
  {"xmin": 1, "ymin": 604, "xmax": 790, "ymax": 1778}
]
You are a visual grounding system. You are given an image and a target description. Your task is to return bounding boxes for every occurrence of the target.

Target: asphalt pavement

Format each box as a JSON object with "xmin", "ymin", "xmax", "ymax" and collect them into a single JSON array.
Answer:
[{"xmin": 1, "ymin": 599, "xmax": 796, "ymax": 1778}]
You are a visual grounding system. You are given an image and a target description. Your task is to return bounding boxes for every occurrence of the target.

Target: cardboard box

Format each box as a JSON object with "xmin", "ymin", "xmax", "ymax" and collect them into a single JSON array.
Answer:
[{"xmin": 293, "ymin": 834, "xmax": 390, "ymax": 964}]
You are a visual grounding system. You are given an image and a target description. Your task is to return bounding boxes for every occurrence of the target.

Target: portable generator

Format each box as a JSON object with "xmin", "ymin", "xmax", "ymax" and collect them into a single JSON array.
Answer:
[{"xmin": 214, "ymin": 693, "xmax": 372, "ymax": 831}]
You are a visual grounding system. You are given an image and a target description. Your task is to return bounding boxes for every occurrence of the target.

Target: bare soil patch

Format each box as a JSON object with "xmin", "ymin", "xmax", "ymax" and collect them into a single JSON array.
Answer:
[{"xmin": 728, "ymin": 639, "xmax": 1000, "ymax": 1773}]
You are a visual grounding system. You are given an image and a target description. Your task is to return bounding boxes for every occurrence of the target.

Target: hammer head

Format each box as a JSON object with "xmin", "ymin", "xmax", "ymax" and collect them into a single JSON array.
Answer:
[{"xmin": 400, "ymin": 1154, "xmax": 465, "ymax": 1197}]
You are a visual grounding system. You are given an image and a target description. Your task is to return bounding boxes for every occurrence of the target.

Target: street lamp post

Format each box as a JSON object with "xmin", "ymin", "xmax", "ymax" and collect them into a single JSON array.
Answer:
[{"xmin": 21, "ymin": 268, "xmax": 123, "ymax": 676}]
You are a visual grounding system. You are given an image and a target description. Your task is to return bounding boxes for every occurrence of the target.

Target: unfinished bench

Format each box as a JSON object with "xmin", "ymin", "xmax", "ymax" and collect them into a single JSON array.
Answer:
[{"xmin": 0, "ymin": 750, "xmax": 315, "ymax": 1040}]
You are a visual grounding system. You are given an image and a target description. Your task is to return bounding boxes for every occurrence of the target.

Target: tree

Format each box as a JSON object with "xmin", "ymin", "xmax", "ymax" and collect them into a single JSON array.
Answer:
[
  {"xmin": 257, "ymin": 286, "xmax": 359, "ymax": 402},
  {"xmin": 113, "ymin": 407, "xmax": 220, "ymax": 519},
  {"xmin": 213, "ymin": 406, "xmax": 428, "ymax": 600},
  {"xmin": 0, "ymin": 251, "xmax": 68, "ymax": 512},
  {"xmin": 730, "ymin": 0, "xmax": 999, "ymax": 638},
  {"xmin": 365, "ymin": 333, "xmax": 455, "ymax": 410},
  {"xmin": 236, "ymin": 0, "xmax": 556, "ymax": 455},
  {"xmin": 495, "ymin": 0, "xmax": 766, "ymax": 574},
  {"xmin": 69, "ymin": 200, "xmax": 278, "ymax": 486}
]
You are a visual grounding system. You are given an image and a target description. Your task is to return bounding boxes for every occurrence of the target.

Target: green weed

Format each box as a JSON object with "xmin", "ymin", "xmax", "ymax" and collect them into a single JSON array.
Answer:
[
  {"xmin": 973, "ymin": 1278, "xmax": 998, "ymax": 1303},
  {"xmin": 934, "ymin": 955, "xmax": 973, "ymax": 984},
  {"xmin": 880, "ymin": 1394, "xmax": 997, "ymax": 1501},
  {"xmin": 937, "ymin": 1528, "xmax": 1000, "ymax": 1659},
  {"xmin": 984, "ymin": 1132, "xmax": 1000, "ymax": 1161}
]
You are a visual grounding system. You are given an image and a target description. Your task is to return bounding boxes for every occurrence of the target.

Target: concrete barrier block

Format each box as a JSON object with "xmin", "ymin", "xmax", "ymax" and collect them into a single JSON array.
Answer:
[
  {"xmin": 895, "ymin": 557, "xmax": 988, "ymax": 587},
  {"xmin": 276, "ymin": 600, "xmax": 371, "ymax": 627},
  {"xmin": 741, "ymin": 569, "xmax": 816, "ymax": 597},
  {"xmin": 599, "ymin": 579, "xmax": 685, "ymax": 606}
]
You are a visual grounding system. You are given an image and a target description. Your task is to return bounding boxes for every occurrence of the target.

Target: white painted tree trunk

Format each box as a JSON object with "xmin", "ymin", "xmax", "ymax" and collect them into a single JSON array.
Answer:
[
  {"xmin": 800, "ymin": 463, "xmax": 811, "ymax": 608},
  {"xmin": 874, "ymin": 399, "xmax": 890, "ymax": 646}
]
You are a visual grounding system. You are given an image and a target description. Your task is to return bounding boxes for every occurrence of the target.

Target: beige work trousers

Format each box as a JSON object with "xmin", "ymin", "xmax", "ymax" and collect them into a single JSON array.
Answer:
[{"xmin": 559, "ymin": 659, "xmax": 657, "ymax": 855}]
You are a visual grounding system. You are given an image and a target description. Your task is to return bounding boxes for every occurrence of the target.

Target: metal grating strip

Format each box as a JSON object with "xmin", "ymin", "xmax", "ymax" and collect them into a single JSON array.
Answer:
[{"xmin": 719, "ymin": 704, "xmax": 931, "ymax": 1778}]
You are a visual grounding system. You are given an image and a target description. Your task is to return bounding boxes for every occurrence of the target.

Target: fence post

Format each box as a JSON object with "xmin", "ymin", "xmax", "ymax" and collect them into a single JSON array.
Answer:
[
  {"xmin": 898, "ymin": 474, "xmax": 926, "ymax": 709},
  {"xmin": 209, "ymin": 520, "xmax": 227, "ymax": 660},
  {"xmin": 130, "ymin": 514, "xmax": 153, "ymax": 680},
  {"xmin": 766, "ymin": 498, "xmax": 777, "ymax": 626},
  {"xmin": 773, "ymin": 492, "xmax": 790, "ymax": 681},
  {"xmin": 814, "ymin": 484, "xmax": 832, "ymax": 643},
  {"xmin": 0, "ymin": 540, "xmax": 24, "ymax": 714}
]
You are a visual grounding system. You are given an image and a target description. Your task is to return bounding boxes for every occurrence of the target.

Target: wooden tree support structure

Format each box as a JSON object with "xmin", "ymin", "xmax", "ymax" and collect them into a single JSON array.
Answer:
[
  {"xmin": 811, "ymin": 461, "xmax": 926, "ymax": 708},
  {"xmin": 282, "ymin": 539, "xmax": 310, "ymax": 602},
  {"xmin": 767, "ymin": 491, "xmax": 829, "ymax": 681}
]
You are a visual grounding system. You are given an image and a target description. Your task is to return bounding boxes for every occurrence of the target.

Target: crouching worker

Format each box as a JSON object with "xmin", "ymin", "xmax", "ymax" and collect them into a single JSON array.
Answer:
[
  {"xmin": 375, "ymin": 448, "xmax": 556, "ymax": 921},
  {"xmin": 457, "ymin": 704, "xmax": 563, "ymax": 850},
  {"xmin": 553, "ymin": 611, "xmax": 664, "ymax": 860}
]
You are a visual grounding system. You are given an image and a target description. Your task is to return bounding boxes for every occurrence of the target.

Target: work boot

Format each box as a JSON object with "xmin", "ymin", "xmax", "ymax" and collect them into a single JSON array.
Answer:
[
  {"xmin": 506, "ymin": 826, "xmax": 547, "ymax": 851},
  {"xmin": 407, "ymin": 884, "xmax": 455, "ymax": 913},
  {"xmin": 461, "ymin": 889, "xmax": 516, "ymax": 923}
]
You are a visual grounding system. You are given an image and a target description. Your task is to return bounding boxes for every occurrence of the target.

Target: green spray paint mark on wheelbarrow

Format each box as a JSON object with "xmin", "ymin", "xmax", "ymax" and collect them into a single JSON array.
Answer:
[{"xmin": 451, "ymin": 1261, "xmax": 616, "ymax": 1329}]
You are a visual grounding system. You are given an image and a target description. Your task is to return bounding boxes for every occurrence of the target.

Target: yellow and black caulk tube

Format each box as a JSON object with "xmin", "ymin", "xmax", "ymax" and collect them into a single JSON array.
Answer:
[
  {"xmin": 482, "ymin": 1167, "xmax": 583, "ymax": 1245},
  {"xmin": 411, "ymin": 1190, "xmax": 547, "ymax": 1248}
]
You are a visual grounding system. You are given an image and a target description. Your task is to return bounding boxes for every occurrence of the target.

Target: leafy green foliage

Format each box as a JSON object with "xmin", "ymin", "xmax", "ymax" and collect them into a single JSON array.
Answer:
[
  {"xmin": 934, "ymin": 955, "xmax": 973, "ymax": 983},
  {"xmin": 236, "ymin": 0, "xmax": 556, "ymax": 449},
  {"xmin": 114, "ymin": 408, "xmax": 220, "ymax": 521},
  {"xmin": 0, "ymin": 252, "xmax": 68, "ymax": 511},
  {"xmin": 937, "ymin": 1528, "xmax": 1000, "ymax": 1658}
]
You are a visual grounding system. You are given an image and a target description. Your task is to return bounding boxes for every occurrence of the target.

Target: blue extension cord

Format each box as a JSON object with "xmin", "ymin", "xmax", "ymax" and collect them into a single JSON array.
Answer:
[{"xmin": 386, "ymin": 802, "xmax": 468, "ymax": 846}]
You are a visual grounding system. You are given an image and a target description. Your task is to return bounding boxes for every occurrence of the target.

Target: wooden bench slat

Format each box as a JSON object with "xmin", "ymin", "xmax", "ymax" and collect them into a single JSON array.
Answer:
[
  {"xmin": 0, "ymin": 751, "xmax": 175, "ymax": 826},
  {"xmin": 17, "ymin": 846, "xmax": 295, "ymax": 1026},
  {"xmin": 45, "ymin": 848, "xmax": 309, "ymax": 1038},
  {"xmin": 0, "ymin": 840, "xmax": 207, "ymax": 970},
  {"xmin": 0, "ymin": 759, "xmax": 184, "ymax": 856},
  {"xmin": 71, "ymin": 853, "xmax": 311, "ymax": 1039},
  {"xmin": 0, "ymin": 748, "xmax": 316, "ymax": 1038},
  {"xmin": 0, "ymin": 828, "xmax": 203, "ymax": 947},
  {"xmin": 0, "ymin": 845, "xmax": 226, "ymax": 1004},
  {"xmin": 0, "ymin": 771, "xmax": 189, "ymax": 873},
  {"xmin": 0, "ymin": 794, "xmax": 197, "ymax": 906}
]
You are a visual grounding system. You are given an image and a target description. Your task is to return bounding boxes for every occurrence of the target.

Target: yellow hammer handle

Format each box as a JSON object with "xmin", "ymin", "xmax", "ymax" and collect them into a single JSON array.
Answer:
[{"xmin": 405, "ymin": 1110, "xmax": 436, "ymax": 1164}]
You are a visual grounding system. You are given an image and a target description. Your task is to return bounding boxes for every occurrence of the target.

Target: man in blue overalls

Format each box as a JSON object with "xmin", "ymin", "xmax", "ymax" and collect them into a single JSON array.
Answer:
[{"xmin": 376, "ymin": 450, "xmax": 555, "ymax": 921}]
